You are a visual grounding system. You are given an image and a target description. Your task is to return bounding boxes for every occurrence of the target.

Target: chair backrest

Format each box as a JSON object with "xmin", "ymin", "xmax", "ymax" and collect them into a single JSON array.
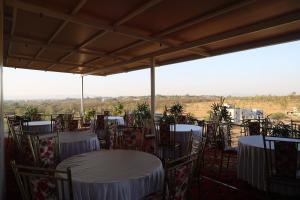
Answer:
[
  {"xmin": 291, "ymin": 120, "xmax": 300, "ymax": 138},
  {"xmin": 54, "ymin": 115, "xmax": 64, "ymax": 132},
  {"xmin": 262, "ymin": 134, "xmax": 300, "ymax": 180},
  {"xmin": 30, "ymin": 133, "xmax": 60, "ymax": 168},
  {"xmin": 14, "ymin": 134, "xmax": 36, "ymax": 166},
  {"xmin": 122, "ymin": 127, "xmax": 137, "ymax": 150},
  {"xmin": 124, "ymin": 112, "xmax": 135, "ymax": 127},
  {"xmin": 248, "ymin": 121, "xmax": 260, "ymax": 136},
  {"xmin": 95, "ymin": 114, "xmax": 106, "ymax": 130},
  {"xmin": 159, "ymin": 122, "xmax": 174, "ymax": 146},
  {"xmin": 165, "ymin": 155, "xmax": 196, "ymax": 200},
  {"xmin": 11, "ymin": 160, "xmax": 73, "ymax": 200},
  {"xmin": 204, "ymin": 121, "xmax": 218, "ymax": 146}
]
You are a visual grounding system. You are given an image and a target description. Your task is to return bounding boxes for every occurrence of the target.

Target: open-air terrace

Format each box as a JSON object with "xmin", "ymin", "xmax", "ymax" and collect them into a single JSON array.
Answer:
[{"xmin": 1, "ymin": 0, "xmax": 300, "ymax": 199}]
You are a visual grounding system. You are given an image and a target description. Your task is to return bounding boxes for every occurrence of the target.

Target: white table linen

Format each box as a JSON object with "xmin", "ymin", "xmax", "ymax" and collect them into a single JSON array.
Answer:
[
  {"xmin": 23, "ymin": 120, "xmax": 53, "ymax": 133},
  {"xmin": 59, "ymin": 131, "xmax": 100, "ymax": 160},
  {"xmin": 237, "ymin": 135, "xmax": 300, "ymax": 195},
  {"xmin": 57, "ymin": 150, "xmax": 164, "ymax": 200}
]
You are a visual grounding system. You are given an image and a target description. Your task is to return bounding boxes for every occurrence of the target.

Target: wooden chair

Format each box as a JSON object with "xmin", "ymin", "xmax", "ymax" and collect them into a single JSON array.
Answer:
[
  {"xmin": 29, "ymin": 133, "xmax": 60, "ymax": 168},
  {"xmin": 144, "ymin": 155, "xmax": 197, "ymax": 200},
  {"xmin": 11, "ymin": 160, "xmax": 74, "ymax": 200},
  {"xmin": 291, "ymin": 120, "xmax": 300, "ymax": 138},
  {"xmin": 165, "ymin": 155, "xmax": 197, "ymax": 200},
  {"xmin": 218, "ymin": 122, "xmax": 237, "ymax": 174},
  {"xmin": 155, "ymin": 122, "xmax": 181, "ymax": 163},
  {"xmin": 94, "ymin": 114, "xmax": 109, "ymax": 148},
  {"xmin": 262, "ymin": 134, "xmax": 300, "ymax": 197},
  {"xmin": 120, "ymin": 127, "xmax": 138, "ymax": 150}
]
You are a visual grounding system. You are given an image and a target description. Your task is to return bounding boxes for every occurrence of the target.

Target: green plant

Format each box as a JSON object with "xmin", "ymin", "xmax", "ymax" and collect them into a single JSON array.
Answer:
[
  {"xmin": 169, "ymin": 103, "xmax": 184, "ymax": 117},
  {"xmin": 85, "ymin": 108, "xmax": 96, "ymax": 121},
  {"xmin": 133, "ymin": 102, "xmax": 151, "ymax": 126},
  {"xmin": 112, "ymin": 102, "xmax": 124, "ymax": 116},
  {"xmin": 210, "ymin": 97, "xmax": 232, "ymax": 123},
  {"xmin": 186, "ymin": 113, "xmax": 197, "ymax": 124},
  {"xmin": 24, "ymin": 106, "xmax": 39, "ymax": 121}
]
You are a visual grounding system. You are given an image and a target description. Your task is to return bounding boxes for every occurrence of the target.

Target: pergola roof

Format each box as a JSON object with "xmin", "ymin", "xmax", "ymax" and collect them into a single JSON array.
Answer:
[{"xmin": 3, "ymin": 0, "xmax": 300, "ymax": 76}]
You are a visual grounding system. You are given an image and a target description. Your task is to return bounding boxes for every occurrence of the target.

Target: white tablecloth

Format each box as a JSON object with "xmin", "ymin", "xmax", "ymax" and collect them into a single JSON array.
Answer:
[
  {"xmin": 57, "ymin": 150, "xmax": 164, "ymax": 200},
  {"xmin": 59, "ymin": 131, "xmax": 100, "ymax": 160},
  {"xmin": 237, "ymin": 135, "xmax": 300, "ymax": 195},
  {"xmin": 23, "ymin": 120, "xmax": 53, "ymax": 133}
]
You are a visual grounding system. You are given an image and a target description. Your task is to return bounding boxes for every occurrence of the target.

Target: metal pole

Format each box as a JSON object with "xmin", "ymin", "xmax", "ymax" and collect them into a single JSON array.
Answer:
[
  {"xmin": 151, "ymin": 57, "xmax": 155, "ymax": 134},
  {"xmin": 80, "ymin": 75, "xmax": 84, "ymax": 117},
  {"xmin": 0, "ymin": 0, "xmax": 5, "ymax": 198}
]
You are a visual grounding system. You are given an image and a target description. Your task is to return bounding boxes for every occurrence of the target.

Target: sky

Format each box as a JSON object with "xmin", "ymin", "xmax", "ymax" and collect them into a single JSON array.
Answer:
[{"xmin": 3, "ymin": 40, "xmax": 300, "ymax": 100}]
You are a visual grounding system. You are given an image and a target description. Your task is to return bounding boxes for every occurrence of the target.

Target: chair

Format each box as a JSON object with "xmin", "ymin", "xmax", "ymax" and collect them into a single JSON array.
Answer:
[
  {"xmin": 291, "ymin": 120, "xmax": 300, "ymax": 138},
  {"xmin": 218, "ymin": 122, "xmax": 237, "ymax": 174},
  {"xmin": 11, "ymin": 160, "xmax": 74, "ymax": 200},
  {"xmin": 155, "ymin": 122, "xmax": 181, "ymax": 162},
  {"xmin": 241, "ymin": 118, "xmax": 262, "ymax": 136},
  {"xmin": 29, "ymin": 133, "xmax": 60, "ymax": 168},
  {"xmin": 121, "ymin": 127, "xmax": 138, "ymax": 150},
  {"xmin": 53, "ymin": 114, "xmax": 64, "ymax": 132},
  {"xmin": 144, "ymin": 155, "xmax": 197, "ymax": 200},
  {"xmin": 94, "ymin": 114, "xmax": 109, "ymax": 148},
  {"xmin": 262, "ymin": 134, "xmax": 300, "ymax": 197},
  {"xmin": 165, "ymin": 155, "xmax": 197, "ymax": 200}
]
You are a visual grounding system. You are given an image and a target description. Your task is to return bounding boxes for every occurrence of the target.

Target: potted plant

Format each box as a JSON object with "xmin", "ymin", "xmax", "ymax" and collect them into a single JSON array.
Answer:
[{"xmin": 133, "ymin": 102, "xmax": 151, "ymax": 127}]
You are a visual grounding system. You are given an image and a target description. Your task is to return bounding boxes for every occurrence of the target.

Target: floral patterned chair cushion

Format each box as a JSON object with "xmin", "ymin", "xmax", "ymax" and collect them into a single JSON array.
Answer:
[
  {"xmin": 30, "ymin": 177, "xmax": 56, "ymax": 200},
  {"xmin": 39, "ymin": 137, "xmax": 56, "ymax": 168},
  {"xmin": 123, "ymin": 128, "xmax": 137, "ymax": 149},
  {"xmin": 167, "ymin": 162, "xmax": 193, "ymax": 200}
]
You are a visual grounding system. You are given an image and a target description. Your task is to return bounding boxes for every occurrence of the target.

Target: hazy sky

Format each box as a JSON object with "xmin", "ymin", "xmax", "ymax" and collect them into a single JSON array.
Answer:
[{"xmin": 3, "ymin": 40, "xmax": 300, "ymax": 100}]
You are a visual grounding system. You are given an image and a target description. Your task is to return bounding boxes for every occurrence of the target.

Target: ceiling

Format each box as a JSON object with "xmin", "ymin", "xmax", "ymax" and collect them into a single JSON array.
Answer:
[{"xmin": 3, "ymin": 0, "xmax": 300, "ymax": 76}]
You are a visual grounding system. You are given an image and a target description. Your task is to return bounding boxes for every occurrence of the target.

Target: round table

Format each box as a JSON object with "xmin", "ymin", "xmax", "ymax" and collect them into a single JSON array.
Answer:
[
  {"xmin": 107, "ymin": 116, "xmax": 125, "ymax": 125},
  {"xmin": 57, "ymin": 150, "xmax": 164, "ymax": 200},
  {"xmin": 23, "ymin": 120, "xmax": 53, "ymax": 133},
  {"xmin": 58, "ymin": 131, "xmax": 100, "ymax": 160},
  {"xmin": 170, "ymin": 124, "xmax": 203, "ymax": 154},
  {"xmin": 237, "ymin": 135, "xmax": 300, "ymax": 195}
]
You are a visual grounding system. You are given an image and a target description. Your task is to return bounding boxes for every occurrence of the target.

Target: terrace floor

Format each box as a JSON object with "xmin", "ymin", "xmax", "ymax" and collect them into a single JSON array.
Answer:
[{"xmin": 4, "ymin": 135, "xmax": 299, "ymax": 200}]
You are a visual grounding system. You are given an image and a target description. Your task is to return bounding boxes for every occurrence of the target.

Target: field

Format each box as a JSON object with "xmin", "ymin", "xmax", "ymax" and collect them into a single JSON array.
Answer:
[{"xmin": 4, "ymin": 95, "xmax": 300, "ymax": 121}]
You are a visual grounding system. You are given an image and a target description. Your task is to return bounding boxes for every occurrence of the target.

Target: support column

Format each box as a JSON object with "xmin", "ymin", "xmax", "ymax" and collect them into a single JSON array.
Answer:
[
  {"xmin": 0, "ymin": 0, "xmax": 5, "ymax": 198},
  {"xmin": 80, "ymin": 75, "xmax": 84, "ymax": 117},
  {"xmin": 150, "ymin": 57, "xmax": 155, "ymax": 134}
]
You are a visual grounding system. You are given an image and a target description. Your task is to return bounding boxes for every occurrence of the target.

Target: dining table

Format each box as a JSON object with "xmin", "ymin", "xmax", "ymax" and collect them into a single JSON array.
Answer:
[
  {"xmin": 41, "ymin": 130, "xmax": 100, "ymax": 160},
  {"xmin": 237, "ymin": 135, "xmax": 300, "ymax": 195},
  {"xmin": 56, "ymin": 150, "xmax": 164, "ymax": 200},
  {"xmin": 23, "ymin": 120, "xmax": 54, "ymax": 134}
]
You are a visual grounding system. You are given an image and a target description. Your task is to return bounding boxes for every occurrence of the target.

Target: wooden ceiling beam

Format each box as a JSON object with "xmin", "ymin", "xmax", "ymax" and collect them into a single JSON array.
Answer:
[
  {"xmin": 27, "ymin": 0, "xmax": 87, "ymax": 67},
  {"xmin": 5, "ymin": 0, "xmax": 169, "ymax": 45},
  {"xmin": 86, "ymin": 10, "xmax": 300, "ymax": 75},
  {"xmin": 7, "ymin": 7, "xmax": 17, "ymax": 58},
  {"xmin": 51, "ymin": 0, "xmax": 164, "ymax": 70},
  {"xmin": 84, "ymin": 0, "xmax": 254, "ymax": 65},
  {"xmin": 7, "ymin": 54, "xmax": 95, "ymax": 71}
]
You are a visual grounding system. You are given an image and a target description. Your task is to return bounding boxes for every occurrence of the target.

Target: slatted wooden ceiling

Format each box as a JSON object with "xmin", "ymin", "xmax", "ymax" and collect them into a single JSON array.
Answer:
[{"xmin": 3, "ymin": 0, "xmax": 300, "ymax": 76}]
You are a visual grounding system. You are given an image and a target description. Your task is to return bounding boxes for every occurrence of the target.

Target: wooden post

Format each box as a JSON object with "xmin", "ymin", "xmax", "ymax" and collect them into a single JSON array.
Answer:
[
  {"xmin": 151, "ymin": 57, "xmax": 155, "ymax": 134},
  {"xmin": 80, "ymin": 75, "xmax": 84, "ymax": 117},
  {"xmin": 0, "ymin": 0, "xmax": 5, "ymax": 198}
]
